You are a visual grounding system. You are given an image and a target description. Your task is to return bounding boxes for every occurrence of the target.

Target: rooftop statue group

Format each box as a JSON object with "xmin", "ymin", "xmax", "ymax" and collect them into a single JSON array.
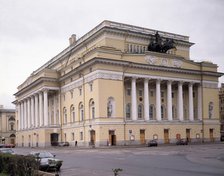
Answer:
[{"xmin": 148, "ymin": 32, "xmax": 176, "ymax": 53}]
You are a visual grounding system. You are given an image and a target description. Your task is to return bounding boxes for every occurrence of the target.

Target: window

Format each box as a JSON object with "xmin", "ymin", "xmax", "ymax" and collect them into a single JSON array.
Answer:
[
  {"xmin": 150, "ymin": 91, "xmax": 153, "ymax": 97},
  {"xmin": 70, "ymin": 91, "xmax": 73, "ymax": 99},
  {"xmin": 126, "ymin": 103, "xmax": 131, "ymax": 119},
  {"xmin": 208, "ymin": 102, "xmax": 214, "ymax": 119},
  {"xmin": 161, "ymin": 105, "xmax": 164, "ymax": 119},
  {"xmin": 138, "ymin": 104, "xmax": 143, "ymax": 119},
  {"xmin": 172, "ymin": 105, "xmax": 176, "ymax": 120},
  {"xmin": 89, "ymin": 83, "xmax": 93, "ymax": 92},
  {"xmin": 89, "ymin": 99, "xmax": 95, "ymax": 119},
  {"xmin": 172, "ymin": 92, "xmax": 174, "ymax": 98},
  {"xmin": 71, "ymin": 132, "xmax": 75, "ymax": 141},
  {"xmin": 63, "ymin": 94, "xmax": 66, "ymax": 101},
  {"xmin": 149, "ymin": 105, "xmax": 154, "ymax": 119},
  {"xmin": 79, "ymin": 103, "xmax": 84, "ymax": 121},
  {"xmin": 161, "ymin": 92, "xmax": 164, "ymax": 98},
  {"xmin": 139, "ymin": 90, "xmax": 143, "ymax": 96},
  {"xmin": 80, "ymin": 132, "xmax": 83, "ymax": 140},
  {"xmin": 79, "ymin": 88, "xmax": 82, "ymax": 96},
  {"xmin": 107, "ymin": 97, "xmax": 115, "ymax": 117},
  {"xmin": 63, "ymin": 107, "xmax": 67, "ymax": 124},
  {"xmin": 70, "ymin": 105, "xmax": 75, "ymax": 122},
  {"xmin": 127, "ymin": 88, "xmax": 131, "ymax": 96}
]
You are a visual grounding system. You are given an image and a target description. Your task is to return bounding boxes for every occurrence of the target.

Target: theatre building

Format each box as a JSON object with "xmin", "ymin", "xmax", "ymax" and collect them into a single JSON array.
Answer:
[{"xmin": 14, "ymin": 21, "xmax": 223, "ymax": 147}]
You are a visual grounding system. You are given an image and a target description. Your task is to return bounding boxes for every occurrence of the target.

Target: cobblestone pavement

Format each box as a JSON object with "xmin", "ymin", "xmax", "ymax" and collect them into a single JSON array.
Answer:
[{"xmin": 14, "ymin": 143, "xmax": 224, "ymax": 176}]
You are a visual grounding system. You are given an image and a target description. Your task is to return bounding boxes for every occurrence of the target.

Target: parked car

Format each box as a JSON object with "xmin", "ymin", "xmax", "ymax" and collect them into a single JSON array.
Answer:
[
  {"xmin": 148, "ymin": 139, "xmax": 158, "ymax": 147},
  {"xmin": 176, "ymin": 139, "xmax": 188, "ymax": 145},
  {"xmin": 0, "ymin": 144, "xmax": 5, "ymax": 148},
  {"xmin": 58, "ymin": 142, "xmax": 69, "ymax": 147},
  {"xmin": 0, "ymin": 148, "xmax": 15, "ymax": 154},
  {"xmin": 29, "ymin": 151, "xmax": 63, "ymax": 171},
  {"xmin": 4, "ymin": 144, "xmax": 15, "ymax": 148}
]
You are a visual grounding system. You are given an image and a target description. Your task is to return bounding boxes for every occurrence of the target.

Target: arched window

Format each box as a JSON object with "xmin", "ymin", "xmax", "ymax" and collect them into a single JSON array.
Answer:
[
  {"xmin": 63, "ymin": 107, "xmax": 67, "ymax": 124},
  {"xmin": 138, "ymin": 104, "xmax": 143, "ymax": 119},
  {"xmin": 126, "ymin": 103, "xmax": 131, "ymax": 119},
  {"xmin": 209, "ymin": 102, "xmax": 214, "ymax": 119},
  {"xmin": 89, "ymin": 99, "xmax": 95, "ymax": 119},
  {"xmin": 79, "ymin": 103, "xmax": 84, "ymax": 121},
  {"xmin": 107, "ymin": 97, "xmax": 115, "ymax": 117},
  {"xmin": 70, "ymin": 105, "xmax": 75, "ymax": 122},
  {"xmin": 149, "ymin": 104, "xmax": 154, "ymax": 120}
]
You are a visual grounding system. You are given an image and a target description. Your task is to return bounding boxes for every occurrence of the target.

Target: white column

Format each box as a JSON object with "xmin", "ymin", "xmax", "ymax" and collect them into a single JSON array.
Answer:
[
  {"xmin": 31, "ymin": 96, "xmax": 35, "ymax": 127},
  {"xmin": 24, "ymin": 100, "xmax": 27, "ymax": 129},
  {"xmin": 188, "ymin": 83, "xmax": 194, "ymax": 121},
  {"xmin": 58, "ymin": 93, "xmax": 61, "ymax": 125},
  {"xmin": 27, "ymin": 98, "xmax": 31, "ymax": 128},
  {"xmin": 167, "ymin": 80, "xmax": 173, "ymax": 121},
  {"xmin": 156, "ymin": 79, "xmax": 161, "ymax": 121},
  {"xmin": 43, "ymin": 89, "xmax": 49, "ymax": 126},
  {"xmin": 54, "ymin": 95, "xmax": 57, "ymax": 125},
  {"xmin": 197, "ymin": 85, "xmax": 202, "ymax": 120},
  {"xmin": 21, "ymin": 101, "xmax": 24, "ymax": 129},
  {"xmin": 144, "ymin": 79, "xmax": 150, "ymax": 121},
  {"xmin": 178, "ymin": 82, "xmax": 184, "ymax": 121},
  {"xmin": 18, "ymin": 103, "xmax": 21, "ymax": 130},
  {"xmin": 131, "ymin": 78, "xmax": 137, "ymax": 120},
  {"xmin": 39, "ymin": 92, "xmax": 43, "ymax": 126},
  {"xmin": 35, "ymin": 94, "xmax": 39, "ymax": 127}
]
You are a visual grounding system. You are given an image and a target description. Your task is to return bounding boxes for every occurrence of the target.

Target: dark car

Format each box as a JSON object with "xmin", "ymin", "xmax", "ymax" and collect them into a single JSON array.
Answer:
[
  {"xmin": 30, "ymin": 151, "xmax": 63, "ymax": 171},
  {"xmin": 4, "ymin": 144, "xmax": 15, "ymax": 148},
  {"xmin": 176, "ymin": 139, "xmax": 188, "ymax": 145},
  {"xmin": 148, "ymin": 139, "xmax": 158, "ymax": 147}
]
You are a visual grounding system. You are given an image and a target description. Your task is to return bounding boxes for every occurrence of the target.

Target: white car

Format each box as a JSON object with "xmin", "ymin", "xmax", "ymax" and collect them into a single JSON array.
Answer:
[{"xmin": 30, "ymin": 151, "xmax": 63, "ymax": 171}]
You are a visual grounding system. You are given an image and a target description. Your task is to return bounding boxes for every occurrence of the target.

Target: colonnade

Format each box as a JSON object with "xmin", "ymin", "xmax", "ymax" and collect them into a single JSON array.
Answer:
[
  {"xmin": 17, "ymin": 89, "xmax": 59, "ymax": 130},
  {"xmin": 130, "ymin": 78, "xmax": 202, "ymax": 121}
]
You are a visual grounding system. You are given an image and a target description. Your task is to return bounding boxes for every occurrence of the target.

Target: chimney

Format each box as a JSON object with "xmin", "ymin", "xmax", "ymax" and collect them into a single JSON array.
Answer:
[{"xmin": 69, "ymin": 34, "xmax": 76, "ymax": 45}]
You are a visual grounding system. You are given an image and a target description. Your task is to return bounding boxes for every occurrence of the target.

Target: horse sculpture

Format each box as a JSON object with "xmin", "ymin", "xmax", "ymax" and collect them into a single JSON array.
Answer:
[{"xmin": 148, "ymin": 32, "xmax": 175, "ymax": 53}]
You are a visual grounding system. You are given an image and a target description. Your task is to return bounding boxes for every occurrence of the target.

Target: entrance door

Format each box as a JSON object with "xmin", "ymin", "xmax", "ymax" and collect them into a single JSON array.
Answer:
[
  {"xmin": 109, "ymin": 130, "xmax": 116, "ymax": 146},
  {"xmin": 140, "ymin": 130, "xmax": 145, "ymax": 144},
  {"xmin": 209, "ymin": 129, "xmax": 214, "ymax": 142},
  {"xmin": 164, "ymin": 129, "xmax": 169, "ymax": 144},
  {"xmin": 90, "ymin": 130, "xmax": 96, "ymax": 145},
  {"xmin": 51, "ymin": 133, "xmax": 59, "ymax": 146},
  {"xmin": 186, "ymin": 129, "xmax": 191, "ymax": 142}
]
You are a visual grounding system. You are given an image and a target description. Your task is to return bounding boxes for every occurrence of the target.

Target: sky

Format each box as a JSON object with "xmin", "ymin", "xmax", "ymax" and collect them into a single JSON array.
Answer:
[{"xmin": 0, "ymin": 0, "xmax": 224, "ymax": 109}]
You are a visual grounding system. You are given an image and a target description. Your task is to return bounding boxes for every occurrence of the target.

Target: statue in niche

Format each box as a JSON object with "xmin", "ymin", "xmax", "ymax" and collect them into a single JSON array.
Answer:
[
  {"xmin": 107, "ymin": 100, "xmax": 113, "ymax": 117},
  {"xmin": 148, "ymin": 31, "xmax": 176, "ymax": 53}
]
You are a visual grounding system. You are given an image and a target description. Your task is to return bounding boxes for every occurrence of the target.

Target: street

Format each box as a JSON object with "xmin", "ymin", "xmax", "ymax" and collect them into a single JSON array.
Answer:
[{"xmin": 14, "ymin": 143, "xmax": 224, "ymax": 176}]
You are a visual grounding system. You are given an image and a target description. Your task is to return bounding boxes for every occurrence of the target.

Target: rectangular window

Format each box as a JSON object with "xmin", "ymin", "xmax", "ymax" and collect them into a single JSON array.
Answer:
[
  {"xmin": 89, "ymin": 83, "xmax": 93, "ymax": 92},
  {"xmin": 172, "ymin": 92, "xmax": 174, "ymax": 98},
  {"xmin": 70, "ymin": 91, "xmax": 73, "ymax": 99},
  {"xmin": 161, "ymin": 92, "xmax": 164, "ymax": 98},
  {"xmin": 139, "ymin": 90, "xmax": 143, "ymax": 96},
  {"xmin": 150, "ymin": 91, "xmax": 153, "ymax": 97},
  {"xmin": 79, "ymin": 88, "xmax": 82, "ymax": 96},
  {"xmin": 63, "ymin": 94, "xmax": 66, "ymax": 101},
  {"xmin": 80, "ymin": 132, "xmax": 83, "ymax": 140},
  {"xmin": 127, "ymin": 88, "xmax": 131, "ymax": 96},
  {"xmin": 71, "ymin": 133, "xmax": 75, "ymax": 141}
]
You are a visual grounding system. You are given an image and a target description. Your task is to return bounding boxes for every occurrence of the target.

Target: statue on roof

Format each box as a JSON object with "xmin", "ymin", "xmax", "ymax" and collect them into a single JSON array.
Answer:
[{"xmin": 148, "ymin": 31, "xmax": 175, "ymax": 53}]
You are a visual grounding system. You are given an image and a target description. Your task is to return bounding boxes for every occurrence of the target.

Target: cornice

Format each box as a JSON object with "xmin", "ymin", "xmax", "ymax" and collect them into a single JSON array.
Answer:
[{"xmin": 14, "ymin": 77, "xmax": 59, "ymax": 97}]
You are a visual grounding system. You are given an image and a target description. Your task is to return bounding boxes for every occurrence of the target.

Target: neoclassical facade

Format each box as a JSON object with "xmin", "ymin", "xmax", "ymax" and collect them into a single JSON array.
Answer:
[
  {"xmin": 219, "ymin": 83, "xmax": 224, "ymax": 140},
  {"xmin": 14, "ymin": 21, "xmax": 223, "ymax": 147},
  {"xmin": 0, "ymin": 105, "xmax": 16, "ymax": 145}
]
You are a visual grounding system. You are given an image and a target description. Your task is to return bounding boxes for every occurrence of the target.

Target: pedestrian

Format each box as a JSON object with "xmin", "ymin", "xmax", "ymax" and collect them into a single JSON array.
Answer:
[{"xmin": 75, "ymin": 140, "xmax": 77, "ymax": 147}]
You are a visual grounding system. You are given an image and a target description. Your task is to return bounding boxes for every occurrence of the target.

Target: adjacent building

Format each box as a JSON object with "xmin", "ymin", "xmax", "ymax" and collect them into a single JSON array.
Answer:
[
  {"xmin": 219, "ymin": 83, "xmax": 224, "ymax": 140},
  {"xmin": 14, "ymin": 21, "xmax": 223, "ymax": 147},
  {"xmin": 0, "ymin": 105, "xmax": 16, "ymax": 145}
]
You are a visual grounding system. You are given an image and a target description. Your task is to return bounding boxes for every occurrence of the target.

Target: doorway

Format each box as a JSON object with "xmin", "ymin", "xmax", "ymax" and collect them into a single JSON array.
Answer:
[
  {"xmin": 109, "ymin": 130, "xmax": 116, "ymax": 146},
  {"xmin": 140, "ymin": 129, "xmax": 146, "ymax": 144},
  {"xmin": 186, "ymin": 129, "xmax": 191, "ymax": 142},
  {"xmin": 51, "ymin": 133, "xmax": 59, "ymax": 146},
  {"xmin": 164, "ymin": 129, "xmax": 169, "ymax": 144},
  {"xmin": 90, "ymin": 130, "xmax": 96, "ymax": 145},
  {"xmin": 209, "ymin": 129, "xmax": 214, "ymax": 142}
]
